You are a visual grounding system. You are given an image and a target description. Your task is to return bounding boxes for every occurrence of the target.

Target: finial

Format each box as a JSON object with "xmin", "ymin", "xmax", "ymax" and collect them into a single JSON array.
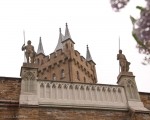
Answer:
[
  {"xmin": 66, "ymin": 23, "xmax": 68, "ymax": 27},
  {"xmin": 59, "ymin": 28, "xmax": 61, "ymax": 32},
  {"xmin": 86, "ymin": 45, "xmax": 93, "ymax": 61},
  {"xmin": 37, "ymin": 36, "xmax": 45, "ymax": 55},
  {"xmin": 54, "ymin": 28, "xmax": 65, "ymax": 51},
  {"xmin": 64, "ymin": 23, "xmax": 72, "ymax": 40}
]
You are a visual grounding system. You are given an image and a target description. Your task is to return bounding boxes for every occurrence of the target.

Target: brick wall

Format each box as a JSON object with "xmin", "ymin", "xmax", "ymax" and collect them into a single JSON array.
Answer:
[
  {"xmin": 0, "ymin": 77, "xmax": 150, "ymax": 120},
  {"xmin": 0, "ymin": 77, "xmax": 21, "ymax": 101},
  {"xmin": 140, "ymin": 92, "xmax": 150, "ymax": 110}
]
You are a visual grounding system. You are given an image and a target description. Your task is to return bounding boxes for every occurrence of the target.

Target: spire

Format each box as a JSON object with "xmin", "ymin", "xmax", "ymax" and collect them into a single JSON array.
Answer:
[
  {"xmin": 64, "ymin": 23, "xmax": 72, "ymax": 41},
  {"xmin": 37, "ymin": 37, "xmax": 45, "ymax": 55},
  {"xmin": 55, "ymin": 28, "xmax": 64, "ymax": 51},
  {"xmin": 86, "ymin": 45, "xmax": 93, "ymax": 61}
]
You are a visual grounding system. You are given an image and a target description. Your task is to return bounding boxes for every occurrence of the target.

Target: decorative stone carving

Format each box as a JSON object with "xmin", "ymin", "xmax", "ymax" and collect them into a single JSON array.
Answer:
[
  {"xmin": 20, "ymin": 67, "xmax": 38, "ymax": 105},
  {"xmin": 23, "ymin": 72, "xmax": 35, "ymax": 93},
  {"xmin": 38, "ymin": 81, "xmax": 127, "ymax": 110},
  {"xmin": 117, "ymin": 72, "xmax": 149, "ymax": 112}
]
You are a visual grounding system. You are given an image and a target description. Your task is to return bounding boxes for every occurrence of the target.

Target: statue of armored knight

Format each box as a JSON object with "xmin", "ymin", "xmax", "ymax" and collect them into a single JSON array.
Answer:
[
  {"xmin": 117, "ymin": 50, "xmax": 130, "ymax": 72},
  {"xmin": 22, "ymin": 40, "xmax": 36, "ymax": 64}
]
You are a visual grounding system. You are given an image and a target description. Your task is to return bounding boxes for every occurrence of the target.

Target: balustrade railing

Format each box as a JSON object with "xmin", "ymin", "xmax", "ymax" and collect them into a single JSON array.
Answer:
[{"xmin": 37, "ymin": 80, "xmax": 127, "ymax": 110}]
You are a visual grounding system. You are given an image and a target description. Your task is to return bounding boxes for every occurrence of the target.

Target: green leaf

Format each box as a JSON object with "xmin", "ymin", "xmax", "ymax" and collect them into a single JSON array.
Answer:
[
  {"xmin": 132, "ymin": 32, "xmax": 147, "ymax": 49},
  {"xmin": 130, "ymin": 16, "xmax": 136, "ymax": 25},
  {"xmin": 136, "ymin": 6, "xmax": 145, "ymax": 11}
]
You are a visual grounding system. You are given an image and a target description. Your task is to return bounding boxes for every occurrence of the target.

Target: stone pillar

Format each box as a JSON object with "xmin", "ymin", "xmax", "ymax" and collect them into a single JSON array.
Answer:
[
  {"xmin": 19, "ymin": 63, "xmax": 38, "ymax": 105},
  {"xmin": 117, "ymin": 72, "xmax": 149, "ymax": 112}
]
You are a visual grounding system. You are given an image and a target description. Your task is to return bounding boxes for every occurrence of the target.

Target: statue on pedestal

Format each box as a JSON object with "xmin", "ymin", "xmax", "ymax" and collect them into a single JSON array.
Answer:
[
  {"xmin": 117, "ymin": 50, "xmax": 130, "ymax": 72},
  {"xmin": 22, "ymin": 40, "xmax": 36, "ymax": 64}
]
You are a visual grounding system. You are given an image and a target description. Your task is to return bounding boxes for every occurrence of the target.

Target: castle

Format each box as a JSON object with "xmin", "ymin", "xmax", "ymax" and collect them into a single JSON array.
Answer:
[{"xmin": 0, "ymin": 23, "xmax": 150, "ymax": 120}]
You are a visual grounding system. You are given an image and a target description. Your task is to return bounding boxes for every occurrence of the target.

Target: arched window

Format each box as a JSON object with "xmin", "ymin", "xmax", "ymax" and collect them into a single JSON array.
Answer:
[
  {"xmin": 66, "ymin": 43, "xmax": 68, "ymax": 49},
  {"xmin": 127, "ymin": 80, "xmax": 138, "ymax": 99},
  {"xmin": 52, "ymin": 73, "xmax": 56, "ymax": 80},
  {"xmin": 77, "ymin": 71, "xmax": 80, "ymax": 80},
  {"xmin": 84, "ymin": 77, "xmax": 86, "ymax": 83},
  {"xmin": 36, "ymin": 58, "xmax": 40, "ymax": 65},
  {"xmin": 61, "ymin": 69, "xmax": 65, "ymax": 78}
]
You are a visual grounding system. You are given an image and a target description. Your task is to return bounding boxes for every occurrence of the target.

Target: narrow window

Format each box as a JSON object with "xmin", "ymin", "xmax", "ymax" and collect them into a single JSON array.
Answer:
[
  {"xmin": 84, "ymin": 77, "xmax": 86, "ymax": 83},
  {"xmin": 77, "ymin": 71, "xmax": 80, "ymax": 80},
  {"xmin": 61, "ymin": 69, "xmax": 65, "ymax": 78},
  {"xmin": 52, "ymin": 73, "xmax": 56, "ymax": 80}
]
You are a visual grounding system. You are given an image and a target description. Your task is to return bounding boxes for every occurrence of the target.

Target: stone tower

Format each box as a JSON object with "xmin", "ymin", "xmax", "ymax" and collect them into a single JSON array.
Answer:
[{"xmin": 34, "ymin": 23, "xmax": 97, "ymax": 83}]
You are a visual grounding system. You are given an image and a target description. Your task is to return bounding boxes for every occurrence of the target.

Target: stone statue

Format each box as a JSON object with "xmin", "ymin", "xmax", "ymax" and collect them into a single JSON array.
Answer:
[
  {"xmin": 117, "ymin": 50, "xmax": 130, "ymax": 72},
  {"xmin": 22, "ymin": 40, "xmax": 36, "ymax": 63}
]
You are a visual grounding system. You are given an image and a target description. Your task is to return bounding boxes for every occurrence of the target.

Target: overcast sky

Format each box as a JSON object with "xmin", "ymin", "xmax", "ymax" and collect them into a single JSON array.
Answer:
[{"xmin": 0, "ymin": 0, "xmax": 149, "ymax": 92}]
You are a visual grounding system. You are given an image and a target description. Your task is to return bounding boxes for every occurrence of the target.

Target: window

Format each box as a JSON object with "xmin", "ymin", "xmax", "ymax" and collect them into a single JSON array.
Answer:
[
  {"xmin": 84, "ymin": 77, "xmax": 86, "ymax": 83},
  {"xmin": 52, "ymin": 73, "xmax": 56, "ymax": 80},
  {"xmin": 61, "ymin": 69, "xmax": 65, "ymax": 78},
  {"xmin": 77, "ymin": 71, "xmax": 80, "ymax": 80}
]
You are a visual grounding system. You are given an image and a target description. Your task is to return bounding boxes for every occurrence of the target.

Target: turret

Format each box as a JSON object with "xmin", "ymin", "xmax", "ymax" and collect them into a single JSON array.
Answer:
[
  {"xmin": 62, "ymin": 23, "xmax": 75, "ymax": 51},
  {"xmin": 86, "ymin": 45, "xmax": 97, "ymax": 83},
  {"xmin": 37, "ymin": 37, "xmax": 45, "ymax": 55},
  {"xmin": 55, "ymin": 28, "xmax": 64, "ymax": 52}
]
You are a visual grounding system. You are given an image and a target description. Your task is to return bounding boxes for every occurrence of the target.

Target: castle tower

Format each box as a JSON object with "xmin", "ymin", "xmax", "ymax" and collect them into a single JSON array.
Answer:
[{"xmin": 34, "ymin": 23, "xmax": 97, "ymax": 83}]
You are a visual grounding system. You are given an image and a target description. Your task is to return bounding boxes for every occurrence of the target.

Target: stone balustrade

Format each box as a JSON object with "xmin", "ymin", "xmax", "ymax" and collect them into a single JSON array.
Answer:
[{"xmin": 38, "ymin": 80, "xmax": 128, "ymax": 110}]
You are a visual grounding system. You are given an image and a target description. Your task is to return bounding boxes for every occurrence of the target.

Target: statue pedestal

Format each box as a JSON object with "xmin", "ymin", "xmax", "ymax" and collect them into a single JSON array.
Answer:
[
  {"xmin": 117, "ymin": 72, "xmax": 149, "ymax": 112},
  {"xmin": 19, "ymin": 64, "xmax": 38, "ymax": 106}
]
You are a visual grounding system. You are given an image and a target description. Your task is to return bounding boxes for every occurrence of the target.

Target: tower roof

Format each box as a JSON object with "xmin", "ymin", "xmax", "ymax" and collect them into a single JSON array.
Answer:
[
  {"xmin": 86, "ymin": 45, "xmax": 93, "ymax": 61},
  {"xmin": 37, "ymin": 37, "xmax": 45, "ymax": 55},
  {"xmin": 64, "ymin": 23, "xmax": 72, "ymax": 41},
  {"xmin": 55, "ymin": 28, "xmax": 64, "ymax": 51}
]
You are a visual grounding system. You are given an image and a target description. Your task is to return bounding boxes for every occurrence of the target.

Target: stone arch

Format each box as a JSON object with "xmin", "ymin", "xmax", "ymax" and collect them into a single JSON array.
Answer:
[
  {"xmin": 118, "ymin": 88, "xmax": 123, "ymax": 102},
  {"xmin": 127, "ymin": 80, "xmax": 138, "ymax": 99},
  {"xmin": 58, "ymin": 84, "xmax": 63, "ymax": 99},
  {"xmin": 102, "ymin": 87, "xmax": 107, "ymax": 101},
  {"xmin": 46, "ymin": 83, "xmax": 50, "ymax": 98},
  {"xmin": 40, "ymin": 83, "xmax": 44, "ymax": 98},
  {"xmin": 112, "ymin": 88, "xmax": 117, "ymax": 102}
]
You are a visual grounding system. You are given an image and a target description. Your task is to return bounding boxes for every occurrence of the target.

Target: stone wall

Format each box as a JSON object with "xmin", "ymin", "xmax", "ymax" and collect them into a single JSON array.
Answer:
[
  {"xmin": 38, "ymin": 107, "xmax": 130, "ymax": 120},
  {"xmin": 17, "ymin": 107, "xmax": 150, "ymax": 120},
  {"xmin": 0, "ymin": 77, "xmax": 150, "ymax": 120},
  {"xmin": 140, "ymin": 92, "xmax": 150, "ymax": 110},
  {"xmin": 0, "ymin": 106, "xmax": 149, "ymax": 120}
]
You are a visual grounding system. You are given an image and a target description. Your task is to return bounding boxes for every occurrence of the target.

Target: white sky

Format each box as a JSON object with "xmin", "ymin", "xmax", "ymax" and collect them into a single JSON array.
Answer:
[{"xmin": 0, "ymin": 0, "xmax": 149, "ymax": 92}]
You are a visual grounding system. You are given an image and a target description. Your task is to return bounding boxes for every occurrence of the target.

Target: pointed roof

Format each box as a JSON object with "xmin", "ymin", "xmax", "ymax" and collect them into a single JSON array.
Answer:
[
  {"xmin": 55, "ymin": 28, "xmax": 64, "ymax": 51},
  {"xmin": 64, "ymin": 23, "xmax": 72, "ymax": 41},
  {"xmin": 86, "ymin": 45, "xmax": 93, "ymax": 61},
  {"xmin": 37, "ymin": 37, "xmax": 45, "ymax": 55}
]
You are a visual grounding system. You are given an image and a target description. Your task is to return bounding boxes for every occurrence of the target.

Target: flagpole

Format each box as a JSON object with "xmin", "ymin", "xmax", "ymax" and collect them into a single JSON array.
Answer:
[
  {"xmin": 23, "ymin": 30, "xmax": 26, "ymax": 63},
  {"xmin": 119, "ymin": 36, "xmax": 120, "ymax": 73}
]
